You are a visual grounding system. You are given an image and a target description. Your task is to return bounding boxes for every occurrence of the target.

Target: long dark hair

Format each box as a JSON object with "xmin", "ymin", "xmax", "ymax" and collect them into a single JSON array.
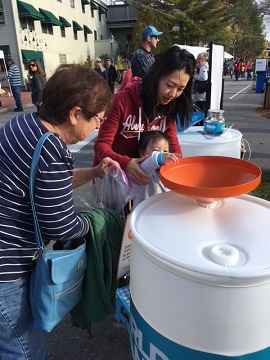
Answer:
[
  {"xmin": 142, "ymin": 46, "xmax": 195, "ymax": 128},
  {"xmin": 28, "ymin": 59, "xmax": 46, "ymax": 77}
]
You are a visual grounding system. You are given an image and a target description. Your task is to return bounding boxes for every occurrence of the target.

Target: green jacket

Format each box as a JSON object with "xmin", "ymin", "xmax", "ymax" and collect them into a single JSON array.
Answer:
[{"xmin": 70, "ymin": 208, "xmax": 124, "ymax": 330}]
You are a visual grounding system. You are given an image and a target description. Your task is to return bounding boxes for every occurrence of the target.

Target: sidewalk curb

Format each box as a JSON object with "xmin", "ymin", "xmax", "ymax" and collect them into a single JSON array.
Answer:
[{"xmin": 0, "ymin": 103, "xmax": 34, "ymax": 114}]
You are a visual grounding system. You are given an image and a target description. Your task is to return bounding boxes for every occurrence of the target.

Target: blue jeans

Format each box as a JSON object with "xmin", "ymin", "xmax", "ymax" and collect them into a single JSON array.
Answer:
[
  {"xmin": 0, "ymin": 275, "xmax": 48, "ymax": 359},
  {"xmin": 11, "ymin": 85, "xmax": 23, "ymax": 110}
]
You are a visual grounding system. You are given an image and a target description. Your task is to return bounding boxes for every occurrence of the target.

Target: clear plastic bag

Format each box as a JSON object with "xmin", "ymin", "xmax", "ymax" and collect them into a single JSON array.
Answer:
[{"xmin": 76, "ymin": 165, "xmax": 140, "ymax": 217}]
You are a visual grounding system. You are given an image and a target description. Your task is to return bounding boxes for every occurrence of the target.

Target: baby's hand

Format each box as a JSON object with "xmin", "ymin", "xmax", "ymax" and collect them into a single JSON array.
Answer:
[{"xmin": 162, "ymin": 152, "xmax": 179, "ymax": 165}]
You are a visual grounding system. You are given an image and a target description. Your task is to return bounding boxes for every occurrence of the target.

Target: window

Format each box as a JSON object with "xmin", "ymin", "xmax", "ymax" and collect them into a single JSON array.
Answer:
[
  {"xmin": 91, "ymin": 9, "xmax": 94, "ymax": 17},
  {"xmin": 0, "ymin": 13, "xmax": 5, "ymax": 24},
  {"xmin": 82, "ymin": 4, "xmax": 85, "ymax": 13},
  {"xmin": 0, "ymin": 15, "xmax": 5, "ymax": 24},
  {"xmin": 84, "ymin": 33, "xmax": 87, "ymax": 42},
  {"xmin": 73, "ymin": 29, "xmax": 78, "ymax": 40},
  {"xmin": 59, "ymin": 54, "xmax": 67, "ymax": 64},
  {"xmin": 70, "ymin": 0, "xmax": 75, "ymax": 8},
  {"xmin": 41, "ymin": 23, "xmax": 53, "ymax": 35},
  {"xmin": 19, "ymin": 18, "xmax": 35, "ymax": 31},
  {"xmin": 60, "ymin": 26, "xmax": 66, "ymax": 37},
  {"xmin": 94, "ymin": 30, "xmax": 97, "ymax": 41}
]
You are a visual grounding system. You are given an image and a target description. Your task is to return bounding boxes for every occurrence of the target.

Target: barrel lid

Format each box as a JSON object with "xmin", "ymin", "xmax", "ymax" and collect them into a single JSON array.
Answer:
[
  {"xmin": 177, "ymin": 126, "xmax": 242, "ymax": 144},
  {"xmin": 130, "ymin": 193, "xmax": 270, "ymax": 286}
]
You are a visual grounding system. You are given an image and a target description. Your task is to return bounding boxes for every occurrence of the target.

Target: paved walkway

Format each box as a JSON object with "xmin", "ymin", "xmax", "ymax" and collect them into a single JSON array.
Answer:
[
  {"xmin": 0, "ymin": 88, "xmax": 33, "ymax": 114},
  {"xmin": 0, "ymin": 84, "xmax": 121, "ymax": 114}
]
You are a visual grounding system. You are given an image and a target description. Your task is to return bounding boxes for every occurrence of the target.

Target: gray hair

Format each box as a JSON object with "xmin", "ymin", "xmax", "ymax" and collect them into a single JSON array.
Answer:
[{"xmin": 197, "ymin": 52, "xmax": 208, "ymax": 61}]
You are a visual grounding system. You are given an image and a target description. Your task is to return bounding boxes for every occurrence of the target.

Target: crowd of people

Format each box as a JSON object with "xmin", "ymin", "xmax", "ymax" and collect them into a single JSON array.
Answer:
[{"xmin": 224, "ymin": 57, "xmax": 254, "ymax": 80}]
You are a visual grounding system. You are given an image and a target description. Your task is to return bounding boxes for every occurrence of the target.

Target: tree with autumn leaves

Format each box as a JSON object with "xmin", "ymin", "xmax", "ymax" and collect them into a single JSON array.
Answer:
[{"xmin": 127, "ymin": 0, "xmax": 266, "ymax": 61}]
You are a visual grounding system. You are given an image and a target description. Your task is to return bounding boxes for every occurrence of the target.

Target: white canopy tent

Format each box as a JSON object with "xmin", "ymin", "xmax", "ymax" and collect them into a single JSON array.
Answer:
[
  {"xmin": 173, "ymin": 45, "xmax": 233, "ymax": 59},
  {"xmin": 175, "ymin": 43, "xmax": 225, "ymax": 112},
  {"xmin": 0, "ymin": 50, "xmax": 12, "ymax": 95}
]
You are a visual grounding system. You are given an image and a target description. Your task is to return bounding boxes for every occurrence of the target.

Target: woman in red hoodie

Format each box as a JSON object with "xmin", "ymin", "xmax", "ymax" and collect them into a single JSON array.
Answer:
[{"xmin": 93, "ymin": 45, "xmax": 196, "ymax": 185}]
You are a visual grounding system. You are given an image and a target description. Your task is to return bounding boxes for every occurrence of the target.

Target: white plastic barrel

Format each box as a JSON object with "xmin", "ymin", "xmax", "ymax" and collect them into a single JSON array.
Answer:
[
  {"xmin": 177, "ymin": 126, "xmax": 242, "ymax": 158},
  {"xmin": 130, "ymin": 192, "xmax": 270, "ymax": 359}
]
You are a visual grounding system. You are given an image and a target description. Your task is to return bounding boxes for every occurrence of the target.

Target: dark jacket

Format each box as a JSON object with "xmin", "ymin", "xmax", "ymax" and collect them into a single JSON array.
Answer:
[
  {"xmin": 94, "ymin": 68, "xmax": 106, "ymax": 79},
  {"xmin": 105, "ymin": 65, "xmax": 117, "ymax": 86},
  {"xmin": 30, "ymin": 73, "xmax": 46, "ymax": 104}
]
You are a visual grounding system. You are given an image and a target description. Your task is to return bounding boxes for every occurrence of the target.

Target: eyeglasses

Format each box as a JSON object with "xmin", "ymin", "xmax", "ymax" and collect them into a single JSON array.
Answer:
[
  {"xmin": 151, "ymin": 35, "xmax": 158, "ymax": 39},
  {"xmin": 30, "ymin": 63, "xmax": 37, "ymax": 67},
  {"xmin": 96, "ymin": 61, "xmax": 101, "ymax": 63},
  {"xmin": 94, "ymin": 114, "xmax": 107, "ymax": 124}
]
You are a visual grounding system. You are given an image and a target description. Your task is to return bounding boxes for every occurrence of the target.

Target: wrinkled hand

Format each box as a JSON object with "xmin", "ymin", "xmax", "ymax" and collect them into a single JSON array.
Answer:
[
  {"xmin": 125, "ymin": 156, "xmax": 149, "ymax": 185},
  {"xmin": 94, "ymin": 157, "xmax": 119, "ymax": 178},
  {"xmin": 162, "ymin": 152, "xmax": 179, "ymax": 165}
]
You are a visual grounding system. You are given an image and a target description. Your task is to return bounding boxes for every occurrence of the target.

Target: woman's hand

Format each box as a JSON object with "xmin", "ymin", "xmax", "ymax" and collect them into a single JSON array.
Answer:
[
  {"xmin": 162, "ymin": 152, "xmax": 179, "ymax": 165},
  {"xmin": 72, "ymin": 157, "xmax": 119, "ymax": 188},
  {"xmin": 94, "ymin": 157, "xmax": 119, "ymax": 178},
  {"xmin": 125, "ymin": 157, "xmax": 149, "ymax": 185}
]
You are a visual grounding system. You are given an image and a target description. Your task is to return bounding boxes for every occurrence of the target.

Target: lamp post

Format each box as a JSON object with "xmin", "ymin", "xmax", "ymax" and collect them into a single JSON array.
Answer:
[{"xmin": 110, "ymin": 32, "xmax": 114, "ymax": 64}]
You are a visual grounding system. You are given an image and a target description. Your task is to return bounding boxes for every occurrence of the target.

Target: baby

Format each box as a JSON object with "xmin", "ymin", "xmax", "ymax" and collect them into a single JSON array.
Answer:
[{"xmin": 131, "ymin": 130, "xmax": 179, "ymax": 207}]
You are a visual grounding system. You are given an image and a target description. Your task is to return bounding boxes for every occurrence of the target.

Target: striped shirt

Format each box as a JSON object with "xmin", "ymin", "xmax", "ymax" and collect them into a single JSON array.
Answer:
[
  {"xmin": 2, "ymin": 64, "xmax": 21, "ymax": 87},
  {"xmin": 0, "ymin": 113, "xmax": 88, "ymax": 282}
]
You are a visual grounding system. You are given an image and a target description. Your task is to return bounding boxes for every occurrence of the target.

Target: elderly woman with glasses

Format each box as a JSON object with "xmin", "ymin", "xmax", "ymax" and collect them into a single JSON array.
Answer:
[
  {"xmin": 0, "ymin": 64, "xmax": 118, "ymax": 359},
  {"xmin": 28, "ymin": 59, "xmax": 47, "ymax": 111}
]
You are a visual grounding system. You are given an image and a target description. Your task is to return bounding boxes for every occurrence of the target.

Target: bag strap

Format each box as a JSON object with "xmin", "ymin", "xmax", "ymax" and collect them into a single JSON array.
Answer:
[{"xmin": 29, "ymin": 132, "xmax": 53, "ymax": 250}]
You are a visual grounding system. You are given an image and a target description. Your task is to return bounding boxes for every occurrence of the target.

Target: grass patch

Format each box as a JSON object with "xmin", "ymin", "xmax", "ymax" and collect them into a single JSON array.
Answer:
[{"xmin": 251, "ymin": 170, "xmax": 270, "ymax": 201}]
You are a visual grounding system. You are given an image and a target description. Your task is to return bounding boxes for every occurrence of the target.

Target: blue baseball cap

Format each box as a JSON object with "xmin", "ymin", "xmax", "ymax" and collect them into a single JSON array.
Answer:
[{"xmin": 141, "ymin": 26, "xmax": 163, "ymax": 40}]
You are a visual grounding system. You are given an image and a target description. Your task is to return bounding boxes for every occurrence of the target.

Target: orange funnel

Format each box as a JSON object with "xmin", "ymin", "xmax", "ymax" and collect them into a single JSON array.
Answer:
[{"xmin": 160, "ymin": 156, "xmax": 261, "ymax": 203}]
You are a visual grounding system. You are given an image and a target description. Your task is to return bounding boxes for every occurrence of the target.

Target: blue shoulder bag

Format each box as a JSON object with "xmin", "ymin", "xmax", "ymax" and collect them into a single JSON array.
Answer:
[{"xmin": 29, "ymin": 132, "xmax": 87, "ymax": 332}]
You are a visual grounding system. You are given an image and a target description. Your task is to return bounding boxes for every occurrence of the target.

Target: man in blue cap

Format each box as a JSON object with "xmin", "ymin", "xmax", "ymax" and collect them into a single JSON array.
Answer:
[{"xmin": 131, "ymin": 25, "xmax": 163, "ymax": 78}]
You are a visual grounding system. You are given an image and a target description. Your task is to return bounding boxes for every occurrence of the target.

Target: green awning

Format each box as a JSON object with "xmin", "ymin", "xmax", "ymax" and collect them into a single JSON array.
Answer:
[
  {"xmin": 0, "ymin": 0, "xmax": 3, "ymax": 13},
  {"xmin": 83, "ymin": 25, "xmax": 92, "ymax": 34},
  {"xmin": 59, "ymin": 16, "xmax": 71, "ymax": 27},
  {"xmin": 17, "ymin": 0, "xmax": 44, "ymax": 20},
  {"xmin": 82, "ymin": 0, "xmax": 90, "ymax": 4},
  {"xmin": 0, "ymin": 45, "xmax": 11, "ymax": 58},
  {"xmin": 21, "ymin": 49, "xmax": 40, "ymax": 62},
  {"xmin": 98, "ymin": 5, "xmax": 107, "ymax": 14},
  {"xmin": 72, "ymin": 21, "xmax": 83, "ymax": 31},
  {"xmin": 39, "ymin": 8, "xmax": 62, "ymax": 26},
  {"xmin": 90, "ymin": 1, "xmax": 98, "ymax": 10}
]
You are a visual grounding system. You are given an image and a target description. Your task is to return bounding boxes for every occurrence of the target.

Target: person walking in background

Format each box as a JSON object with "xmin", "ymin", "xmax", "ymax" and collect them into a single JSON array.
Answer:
[
  {"xmin": 241, "ymin": 62, "xmax": 245, "ymax": 78},
  {"xmin": 0, "ymin": 58, "xmax": 23, "ymax": 112},
  {"xmin": 234, "ymin": 57, "xmax": 242, "ymax": 81},
  {"xmin": 94, "ymin": 57, "xmax": 106, "ymax": 79},
  {"xmin": 93, "ymin": 46, "xmax": 196, "ymax": 186},
  {"xmin": 0, "ymin": 64, "xmax": 118, "ymax": 359},
  {"xmin": 246, "ymin": 59, "xmax": 254, "ymax": 80},
  {"xmin": 119, "ymin": 53, "xmax": 133, "ymax": 91},
  {"xmin": 131, "ymin": 25, "xmax": 163, "ymax": 78},
  {"xmin": 229, "ymin": 58, "xmax": 234, "ymax": 78},
  {"xmin": 28, "ymin": 59, "xmax": 46, "ymax": 112},
  {"xmin": 104, "ymin": 57, "xmax": 117, "ymax": 93},
  {"xmin": 193, "ymin": 51, "xmax": 209, "ymax": 117}
]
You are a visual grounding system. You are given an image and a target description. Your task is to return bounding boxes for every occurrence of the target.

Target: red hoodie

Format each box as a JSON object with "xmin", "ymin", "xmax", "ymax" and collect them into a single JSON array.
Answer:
[{"xmin": 93, "ymin": 79, "xmax": 182, "ymax": 170}]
